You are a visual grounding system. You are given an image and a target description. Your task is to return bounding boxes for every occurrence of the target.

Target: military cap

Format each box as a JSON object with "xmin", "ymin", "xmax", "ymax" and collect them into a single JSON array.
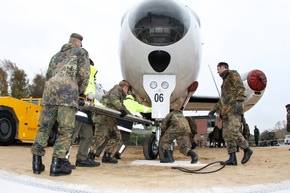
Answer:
[
  {"xmin": 286, "ymin": 104, "xmax": 290, "ymax": 108},
  {"xmin": 119, "ymin": 80, "xmax": 130, "ymax": 87},
  {"xmin": 70, "ymin": 33, "xmax": 83, "ymax": 41}
]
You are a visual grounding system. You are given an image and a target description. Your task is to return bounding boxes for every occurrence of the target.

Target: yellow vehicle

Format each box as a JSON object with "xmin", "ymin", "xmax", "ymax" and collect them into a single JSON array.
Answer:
[{"xmin": 0, "ymin": 96, "xmax": 57, "ymax": 146}]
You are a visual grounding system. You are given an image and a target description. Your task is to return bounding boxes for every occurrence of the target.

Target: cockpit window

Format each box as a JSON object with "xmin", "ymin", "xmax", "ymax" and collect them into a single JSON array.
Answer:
[
  {"xmin": 134, "ymin": 14, "xmax": 184, "ymax": 46},
  {"xmin": 129, "ymin": 0, "xmax": 190, "ymax": 46}
]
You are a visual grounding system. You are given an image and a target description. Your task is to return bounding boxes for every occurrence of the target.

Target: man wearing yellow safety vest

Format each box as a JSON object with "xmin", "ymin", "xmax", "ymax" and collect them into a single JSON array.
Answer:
[
  {"xmin": 67, "ymin": 59, "xmax": 101, "ymax": 167},
  {"xmin": 113, "ymin": 94, "xmax": 152, "ymax": 159}
]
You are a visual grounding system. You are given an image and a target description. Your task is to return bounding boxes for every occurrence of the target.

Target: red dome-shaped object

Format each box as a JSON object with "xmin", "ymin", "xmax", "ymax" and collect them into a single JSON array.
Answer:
[{"xmin": 247, "ymin": 70, "xmax": 267, "ymax": 91}]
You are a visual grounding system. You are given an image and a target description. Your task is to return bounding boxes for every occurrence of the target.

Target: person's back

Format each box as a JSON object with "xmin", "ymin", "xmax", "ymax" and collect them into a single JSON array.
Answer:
[
  {"xmin": 31, "ymin": 33, "xmax": 90, "ymax": 177},
  {"xmin": 42, "ymin": 41, "xmax": 89, "ymax": 108}
]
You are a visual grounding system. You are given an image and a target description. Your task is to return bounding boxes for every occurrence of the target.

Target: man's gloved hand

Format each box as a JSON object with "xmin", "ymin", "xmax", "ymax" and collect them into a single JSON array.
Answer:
[
  {"xmin": 208, "ymin": 110, "xmax": 215, "ymax": 117},
  {"xmin": 120, "ymin": 110, "xmax": 128, "ymax": 118},
  {"xmin": 235, "ymin": 101, "xmax": 244, "ymax": 114}
]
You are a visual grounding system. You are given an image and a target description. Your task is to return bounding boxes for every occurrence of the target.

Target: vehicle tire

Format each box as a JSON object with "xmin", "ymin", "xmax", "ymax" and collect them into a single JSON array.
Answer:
[
  {"xmin": 143, "ymin": 133, "xmax": 159, "ymax": 160},
  {"xmin": 0, "ymin": 111, "xmax": 16, "ymax": 146},
  {"xmin": 47, "ymin": 122, "xmax": 58, "ymax": 146}
]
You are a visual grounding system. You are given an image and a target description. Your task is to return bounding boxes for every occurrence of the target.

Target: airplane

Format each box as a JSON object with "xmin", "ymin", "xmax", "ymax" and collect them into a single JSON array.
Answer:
[{"xmin": 83, "ymin": 0, "xmax": 267, "ymax": 160}]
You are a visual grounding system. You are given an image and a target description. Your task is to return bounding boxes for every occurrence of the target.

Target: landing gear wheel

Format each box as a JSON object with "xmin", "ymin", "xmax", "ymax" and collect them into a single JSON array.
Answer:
[{"xmin": 143, "ymin": 134, "xmax": 159, "ymax": 160}]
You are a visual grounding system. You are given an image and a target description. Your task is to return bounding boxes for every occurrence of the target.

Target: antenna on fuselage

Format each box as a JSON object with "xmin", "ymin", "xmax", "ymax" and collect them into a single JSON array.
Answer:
[{"xmin": 208, "ymin": 65, "xmax": 220, "ymax": 97}]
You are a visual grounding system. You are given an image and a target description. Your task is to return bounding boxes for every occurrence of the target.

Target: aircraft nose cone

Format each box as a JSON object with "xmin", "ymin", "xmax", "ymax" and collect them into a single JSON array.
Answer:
[{"xmin": 148, "ymin": 50, "xmax": 171, "ymax": 72}]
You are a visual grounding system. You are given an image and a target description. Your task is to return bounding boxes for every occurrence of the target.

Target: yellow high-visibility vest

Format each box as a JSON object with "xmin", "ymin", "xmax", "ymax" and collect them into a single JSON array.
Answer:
[
  {"xmin": 84, "ymin": 66, "xmax": 98, "ymax": 99},
  {"xmin": 124, "ymin": 95, "xmax": 152, "ymax": 115}
]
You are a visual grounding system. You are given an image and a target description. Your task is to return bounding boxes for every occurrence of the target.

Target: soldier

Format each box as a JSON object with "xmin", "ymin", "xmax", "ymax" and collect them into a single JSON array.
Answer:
[
  {"xmin": 237, "ymin": 115, "xmax": 250, "ymax": 151},
  {"xmin": 159, "ymin": 109, "xmax": 198, "ymax": 164},
  {"xmin": 113, "ymin": 94, "xmax": 152, "ymax": 159},
  {"xmin": 241, "ymin": 116, "xmax": 250, "ymax": 141},
  {"xmin": 286, "ymin": 104, "xmax": 290, "ymax": 151},
  {"xmin": 87, "ymin": 80, "xmax": 131, "ymax": 164},
  {"xmin": 254, "ymin": 125, "xmax": 260, "ymax": 147},
  {"xmin": 208, "ymin": 62, "xmax": 252, "ymax": 166},
  {"xmin": 286, "ymin": 104, "xmax": 290, "ymax": 132},
  {"xmin": 31, "ymin": 33, "xmax": 90, "ymax": 176},
  {"xmin": 185, "ymin": 116, "xmax": 198, "ymax": 149},
  {"xmin": 68, "ymin": 59, "xmax": 100, "ymax": 167}
]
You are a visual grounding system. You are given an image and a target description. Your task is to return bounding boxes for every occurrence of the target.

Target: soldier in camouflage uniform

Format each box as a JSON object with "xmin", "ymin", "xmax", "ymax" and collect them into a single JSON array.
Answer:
[
  {"xmin": 185, "ymin": 116, "xmax": 198, "ymax": 149},
  {"xmin": 237, "ymin": 115, "xmax": 250, "ymax": 152},
  {"xmin": 208, "ymin": 62, "xmax": 252, "ymax": 166},
  {"xmin": 87, "ymin": 80, "xmax": 131, "ymax": 164},
  {"xmin": 160, "ymin": 109, "xmax": 198, "ymax": 164},
  {"xmin": 286, "ymin": 104, "xmax": 290, "ymax": 132},
  {"xmin": 241, "ymin": 115, "xmax": 250, "ymax": 141},
  {"xmin": 286, "ymin": 104, "xmax": 290, "ymax": 150},
  {"xmin": 31, "ymin": 33, "xmax": 90, "ymax": 176}
]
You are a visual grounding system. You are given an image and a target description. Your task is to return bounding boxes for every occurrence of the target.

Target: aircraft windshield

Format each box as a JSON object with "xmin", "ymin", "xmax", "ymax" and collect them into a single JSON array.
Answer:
[{"xmin": 129, "ymin": 0, "xmax": 190, "ymax": 46}]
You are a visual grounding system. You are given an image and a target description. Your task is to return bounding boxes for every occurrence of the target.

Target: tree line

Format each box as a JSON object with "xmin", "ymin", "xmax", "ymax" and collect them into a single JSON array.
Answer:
[{"xmin": 0, "ymin": 59, "xmax": 45, "ymax": 98}]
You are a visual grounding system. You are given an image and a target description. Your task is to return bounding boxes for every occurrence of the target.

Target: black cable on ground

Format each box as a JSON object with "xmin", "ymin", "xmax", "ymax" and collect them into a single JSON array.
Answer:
[{"xmin": 171, "ymin": 161, "xmax": 226, "ymax": 174}]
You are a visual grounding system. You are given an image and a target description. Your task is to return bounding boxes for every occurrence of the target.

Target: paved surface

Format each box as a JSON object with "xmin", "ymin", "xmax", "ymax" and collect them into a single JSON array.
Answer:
[{"xmin": 1, "ymin": 166, "xmax": 290, "ymax": 193}]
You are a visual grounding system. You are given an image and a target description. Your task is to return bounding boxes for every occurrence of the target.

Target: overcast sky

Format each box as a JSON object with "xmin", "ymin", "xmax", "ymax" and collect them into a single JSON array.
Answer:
[{"xmin": 1, "ymin": 0, "xmax": 290, "ymax": 133}]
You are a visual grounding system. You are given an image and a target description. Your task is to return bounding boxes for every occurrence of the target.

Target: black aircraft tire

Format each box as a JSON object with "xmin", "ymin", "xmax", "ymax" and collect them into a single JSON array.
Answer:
[{"xmin": 143, "ymin": 134, "xmax": 159, "ymax": 160}]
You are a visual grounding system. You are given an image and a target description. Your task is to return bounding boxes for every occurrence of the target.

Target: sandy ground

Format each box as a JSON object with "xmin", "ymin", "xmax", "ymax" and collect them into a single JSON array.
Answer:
[{"xmin": 0, "ymin": 143, "xmax": 290, "ymax": 192}]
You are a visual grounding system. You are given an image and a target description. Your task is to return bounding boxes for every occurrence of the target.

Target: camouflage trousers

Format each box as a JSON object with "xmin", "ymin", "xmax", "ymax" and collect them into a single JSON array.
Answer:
[
  {"xmin": 223, "ymin": 114, "xmax": 249, "ymax": 153},
  {"xmin": 72, "ymin": 120, "xmax": 94, "ymax": 161},
  {"xmin": 31, "ymin": 105, "xmax": 76, "ymax": 158},
  {"xmin": 161, "ymin": 131, "xmax": 191, "ymax": 156},
  {"xmin": 90, "ymin": 114, "xmax": 121, "ymax": 155}
]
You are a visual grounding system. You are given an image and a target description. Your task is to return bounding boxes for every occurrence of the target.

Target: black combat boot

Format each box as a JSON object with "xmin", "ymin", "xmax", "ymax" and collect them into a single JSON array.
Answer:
[
  {"xmin": 241, "ymin": 147, "xmax": 253, "ymax": 164},
  {"xmin": 63, "ymin": 159, "xmax": 76, "ymax": 169},
  {"xmin": 76, "ymin": 159, "xmax": 100, "ymax": 167},
  {"xmin": 113, "ymin": 152, "xmax": 121, "ymax": 159},
  {"xmin": 32, "ymin": 154, "xmax": 45, "ymax": 174},
  {"xmin": 221, "ymin": 152, "xmax": 237, "ymax": 166},
  {"xmin": 49, "ymin": 157, "xmax": 72, "ymax": 176},
  {"xmin": 87, "ymin": 152, "xmax": 96, "ymax": 161},
  {"xmin": 160, "ymin": 150, "xmax": 174, "ymax": 163},
  {"xmin": 187, "ymin": 149, "xmax": 198, "ymax": 164},
  {"xmin": 102, "ymin": 152, "xmax": 118, "ymax": 164}
]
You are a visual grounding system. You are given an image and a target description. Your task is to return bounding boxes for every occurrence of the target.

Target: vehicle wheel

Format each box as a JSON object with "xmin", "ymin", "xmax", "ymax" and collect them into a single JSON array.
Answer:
[
  {"xmin": 47, "ymin": 122, "xmax": 58, "ymax": 146},
  {"xmin": 0, "ymin": 111, "xmax": 16, "ymax": 146},
  {"xmin": 143, "ymin": 133, "xmax": 159, "ymax": 160}
]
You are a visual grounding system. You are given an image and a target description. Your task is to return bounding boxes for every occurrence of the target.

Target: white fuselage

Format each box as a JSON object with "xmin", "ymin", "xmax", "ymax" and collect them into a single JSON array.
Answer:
[{"xmin": 119, "ymin": 0, "xmax": 202, "ymax": 117}]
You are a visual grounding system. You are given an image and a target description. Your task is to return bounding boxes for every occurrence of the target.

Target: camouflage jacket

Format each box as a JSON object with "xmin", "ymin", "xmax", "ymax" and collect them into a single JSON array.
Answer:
[
  {"xmin": 213, "ymin": 70, "xmax": 246, "ymax": 117},
  {"xmin": 42, "ymin": 43, "xmax": 90, "ymax": 108},
  {"xmin": 161, "ymin": 110, "xmax": 191, "ymax": 134},
  {"xmin": 101, "ymin": 84, "xmax": 128, "ymax": 111}
]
